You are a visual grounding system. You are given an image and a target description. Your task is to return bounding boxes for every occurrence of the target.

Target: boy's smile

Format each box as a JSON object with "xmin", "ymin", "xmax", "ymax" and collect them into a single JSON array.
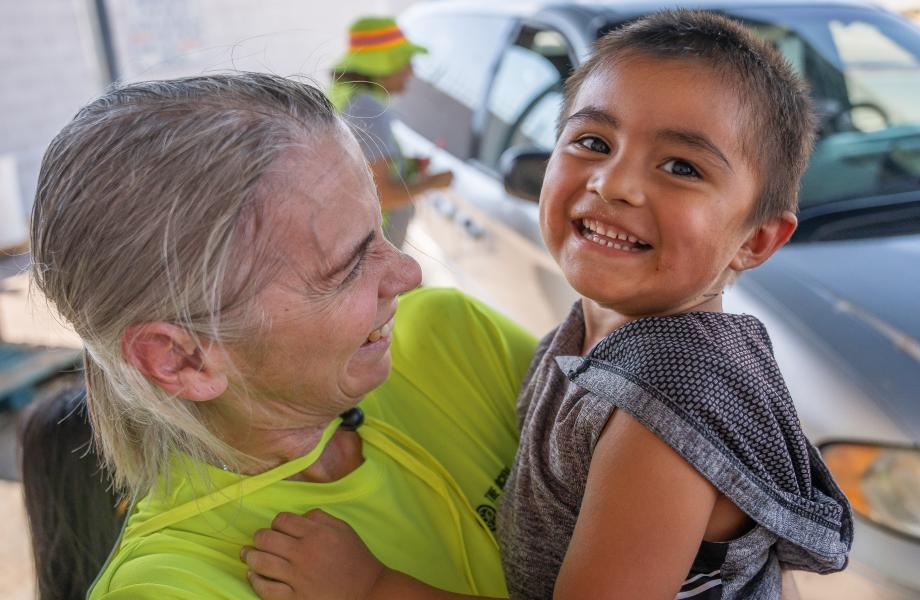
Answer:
[{"xmin": 540, "ymin": 55, "xmax": 763, "ymax": 322}]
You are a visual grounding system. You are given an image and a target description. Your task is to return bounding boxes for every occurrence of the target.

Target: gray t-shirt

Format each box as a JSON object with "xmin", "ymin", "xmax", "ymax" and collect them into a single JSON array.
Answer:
[
  {"xmin": 340, "ymin": 91, "xmax": 414, "ymax": 248},
  {"xmin": 498, "ymin": 303, "xmax": 852, "ymax": 599}
]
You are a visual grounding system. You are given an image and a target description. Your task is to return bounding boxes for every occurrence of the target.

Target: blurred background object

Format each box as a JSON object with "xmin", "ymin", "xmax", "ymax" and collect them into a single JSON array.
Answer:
[
  {"xmin": 2, "ymin": 1, "xmax": 920, "ymax": 599},
  {"xmin": 0, "ymin": 0, "xmax": 418, "ymax": 251}
]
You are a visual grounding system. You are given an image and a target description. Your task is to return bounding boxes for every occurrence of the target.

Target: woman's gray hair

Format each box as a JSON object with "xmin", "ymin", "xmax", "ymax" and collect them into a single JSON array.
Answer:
[{"xmin": 30, "ymin": 72, "xmax": 340, "ymax": 495}]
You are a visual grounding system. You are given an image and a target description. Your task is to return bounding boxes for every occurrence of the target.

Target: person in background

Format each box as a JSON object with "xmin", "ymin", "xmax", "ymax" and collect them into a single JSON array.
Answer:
[
  {"xmin": 18, "ymin": 385, "xmax": 125, "ymax": 600},
  {"xmin": 329, "ymin": 16, "xmax": 453, "ymax": 248}
]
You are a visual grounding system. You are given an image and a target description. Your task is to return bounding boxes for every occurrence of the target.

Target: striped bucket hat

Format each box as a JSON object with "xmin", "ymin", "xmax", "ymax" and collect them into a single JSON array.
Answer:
[{"xmin": 332, "ymin": 16, "xmax": 427, "ymax": 78}]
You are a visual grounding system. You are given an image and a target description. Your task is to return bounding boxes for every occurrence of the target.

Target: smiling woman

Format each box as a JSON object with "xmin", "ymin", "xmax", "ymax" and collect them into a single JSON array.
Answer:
[{"xmin": 26, "ymin": 73, "xmax": 535, "ymax": 599}]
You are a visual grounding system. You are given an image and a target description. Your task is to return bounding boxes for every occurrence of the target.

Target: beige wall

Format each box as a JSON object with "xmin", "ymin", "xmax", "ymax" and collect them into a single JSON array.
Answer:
[
  {"xmin": 0, "ymin": 0, "xmax": 421, "ymax": 243},
  {"xmin": 107, "ymin": 0, "xmax": 422, "ymax": 83}
]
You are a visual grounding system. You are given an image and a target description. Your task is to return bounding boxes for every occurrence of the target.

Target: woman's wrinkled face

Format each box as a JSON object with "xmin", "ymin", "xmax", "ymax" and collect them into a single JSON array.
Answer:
[{"xmin": 231, "ymin": 128, "xmax": 421, "ymax": 421}]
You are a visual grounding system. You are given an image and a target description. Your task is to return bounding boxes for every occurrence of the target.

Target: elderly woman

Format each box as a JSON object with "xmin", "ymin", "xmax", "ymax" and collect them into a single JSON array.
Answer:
[{"xmin": 29, "ymin": 73, "xmax": 534, "ymax": 598}]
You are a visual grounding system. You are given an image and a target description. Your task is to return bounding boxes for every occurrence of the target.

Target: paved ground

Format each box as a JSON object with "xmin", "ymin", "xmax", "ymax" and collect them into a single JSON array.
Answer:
[{"xmin": 0, "ymin": 480, "xmax": 34, "ymax": 600}]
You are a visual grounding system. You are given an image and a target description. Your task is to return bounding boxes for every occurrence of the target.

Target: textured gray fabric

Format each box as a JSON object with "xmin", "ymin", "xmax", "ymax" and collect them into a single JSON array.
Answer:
[
  {"xmin": 340, "ymin": 92, "xmax": 414, "ymax": 248},
  {"xmin": 498, "ymin": 303, "xmax": 852, "ymax": 600},
  {"xmin": 340, "ymin": 92, "xmax": 399, "ymax": 163}
]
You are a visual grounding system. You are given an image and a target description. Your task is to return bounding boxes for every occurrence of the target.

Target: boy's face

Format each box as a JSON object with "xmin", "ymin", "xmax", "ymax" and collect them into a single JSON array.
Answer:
[{"xmin": 541, "ymin": 55, "xmax": 761, "ymax": 317}]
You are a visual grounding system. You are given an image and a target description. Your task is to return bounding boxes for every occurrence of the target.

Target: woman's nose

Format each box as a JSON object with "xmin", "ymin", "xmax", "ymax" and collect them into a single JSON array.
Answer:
[{"xmin": 381, "ymin": 246, "xmax": 422, "ymax": 298}]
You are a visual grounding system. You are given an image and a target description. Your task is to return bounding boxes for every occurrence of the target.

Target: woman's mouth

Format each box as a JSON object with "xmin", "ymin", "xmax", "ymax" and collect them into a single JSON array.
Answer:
[
  {"xmin": 363, "ymin": 315, "xmax": 396, "ymax": 346},
  {"xmin": 578, "ymin": 218, "xmax": 653, "ymax": 252}
]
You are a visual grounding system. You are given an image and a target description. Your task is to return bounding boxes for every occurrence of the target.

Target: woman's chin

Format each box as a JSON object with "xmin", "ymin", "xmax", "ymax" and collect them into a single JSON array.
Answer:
[{"xmin": 344, "ymin": 349, "xmax": 393, "ymax": 398}]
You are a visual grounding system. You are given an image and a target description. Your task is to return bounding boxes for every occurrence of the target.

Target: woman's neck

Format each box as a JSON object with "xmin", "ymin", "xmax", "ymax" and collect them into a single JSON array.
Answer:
[{"xmin": 220, "ymin": 410, "xmax": 364, "ymax": 482}]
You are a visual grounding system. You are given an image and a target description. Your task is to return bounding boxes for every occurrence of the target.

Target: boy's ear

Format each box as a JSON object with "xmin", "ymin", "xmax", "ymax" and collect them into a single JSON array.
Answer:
[
  {"xmin": 120, "ymin": 322, "xmax": 228, "ymax": 402},
  {"xmin": 730, "ymin": 210, "xmax": 797, "ymax": 273}
]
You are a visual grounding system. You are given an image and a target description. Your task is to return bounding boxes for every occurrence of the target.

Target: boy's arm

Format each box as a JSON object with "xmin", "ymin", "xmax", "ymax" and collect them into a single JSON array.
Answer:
[
  {"xmin": 243, "ymin": 411, "xmax": 718, "ymax": 600},
  {"xmin": 554, "ymin": 410, "xmax": 718, "ymax": 600},
  {"xmin": 243, "ymin": 511, "xmax": 490, "ymax": 600}
]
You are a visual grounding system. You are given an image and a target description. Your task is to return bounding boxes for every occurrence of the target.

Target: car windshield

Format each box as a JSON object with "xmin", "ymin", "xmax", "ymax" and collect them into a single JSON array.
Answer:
[{"xmin": 604, "ymin": 7, "xmax": 920, "ymax": 209}]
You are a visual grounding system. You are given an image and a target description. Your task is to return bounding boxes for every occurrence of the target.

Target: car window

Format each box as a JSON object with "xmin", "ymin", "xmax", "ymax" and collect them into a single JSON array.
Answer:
[
  {"xmin": 396, "ymin": 12, "xmax": 513, "ymax": 159},
  {"xmin": 477, "ymin": 27, "xmax": 572, "ymax": 171},
  {"xmin": 736, "ymin": 7, "xmax": 920, "ymax": 211},
  {"xmin": 828, "ymin": 19, "xmax": 920, "ymax": 129},
  {"xmin": 405, "ymin": 13, "xmax": 513, "ymax": 111},
  {"xmin": 512, "ymin": 90, "xmax": 562, "ymax": 150}
]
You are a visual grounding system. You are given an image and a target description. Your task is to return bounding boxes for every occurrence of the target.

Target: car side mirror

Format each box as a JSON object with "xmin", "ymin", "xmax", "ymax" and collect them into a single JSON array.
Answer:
[{"xmin": 500, "ymin": 146, "xmax": 551, "ymax": 203}]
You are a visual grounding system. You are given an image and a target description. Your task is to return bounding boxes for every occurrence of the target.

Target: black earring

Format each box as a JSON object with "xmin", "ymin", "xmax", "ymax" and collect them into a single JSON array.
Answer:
[{"xmin": 339, "ymin": 407, "xmax": 365, "ymax": 431}]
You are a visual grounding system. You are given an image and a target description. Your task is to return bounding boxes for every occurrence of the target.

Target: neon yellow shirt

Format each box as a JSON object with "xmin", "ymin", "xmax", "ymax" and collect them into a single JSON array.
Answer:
[{"xmin": 88, "ymin": 288, "xmax": 535, "ymax": 599}]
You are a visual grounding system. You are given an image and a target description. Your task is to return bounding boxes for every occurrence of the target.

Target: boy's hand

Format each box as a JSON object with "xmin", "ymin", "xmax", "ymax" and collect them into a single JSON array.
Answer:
[
  {"xmin": 415, "ymin": 156, "xmax": 431, "ymax": 175},
  {"xmin": 242, "ymin": 510, "xmax": 384, "ymax": 600}
]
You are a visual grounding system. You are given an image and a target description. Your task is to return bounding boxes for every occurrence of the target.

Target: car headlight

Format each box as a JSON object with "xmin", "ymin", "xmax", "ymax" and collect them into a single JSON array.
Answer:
[{"xmin": 821, "ymin": 443, "xmax": 920, "ymax": 540}]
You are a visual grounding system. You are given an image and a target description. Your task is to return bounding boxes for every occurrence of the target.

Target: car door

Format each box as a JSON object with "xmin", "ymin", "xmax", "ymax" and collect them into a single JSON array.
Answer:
[
  {"xmin": 465, "ymin": 23, "xmax": 582, "ymax": 334},
  {"xmin": 393, "ymin": 10, "xmax": 524, "ymax": 313},
  {"xmin": 397, "ymin": 12, "xmax": 580, "ymax": 334}
]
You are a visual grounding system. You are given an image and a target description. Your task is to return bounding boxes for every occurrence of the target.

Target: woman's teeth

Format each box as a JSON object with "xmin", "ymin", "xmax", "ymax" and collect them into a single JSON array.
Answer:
[
  {"xmin": 366, "ymin": 318, "xmax": 395, "ymax": 344},
  {"xmin": 581, "ymin": 219, "xmax": 651, "ymax": 251}
]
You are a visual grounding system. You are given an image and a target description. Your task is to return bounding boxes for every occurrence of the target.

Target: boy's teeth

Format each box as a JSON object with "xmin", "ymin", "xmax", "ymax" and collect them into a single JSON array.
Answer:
[
  {"xmin": 582, "ymin": 219, "xmax": 648, "ymax": 250},
  {"xmin": 367, "ymin": 329, "xmax": 382, "ymax": 343}
]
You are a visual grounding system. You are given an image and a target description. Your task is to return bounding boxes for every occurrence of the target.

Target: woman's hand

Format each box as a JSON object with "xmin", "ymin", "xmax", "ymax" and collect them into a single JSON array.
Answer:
[{"xmin": 242, "ymin": 510, "xmax": 384, "ymax": 600}]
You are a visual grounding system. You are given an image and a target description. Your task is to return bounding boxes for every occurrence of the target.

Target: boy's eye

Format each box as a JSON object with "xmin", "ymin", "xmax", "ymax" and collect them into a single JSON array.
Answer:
[
  {"xmin": 575, "ymin": 135, "xmax": 610, "ymax": 154},
  {"xmin": 662, "ymin": 159, "xmax": 700, "ymax": 179}
]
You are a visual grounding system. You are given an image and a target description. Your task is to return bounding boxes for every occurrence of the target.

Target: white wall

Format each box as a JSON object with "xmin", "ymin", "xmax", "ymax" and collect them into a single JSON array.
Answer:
[
  {"xmin": 0, "ymin": 0, "xmax": 421, "ymax": 240},
  {"xmin": 105, "ymin": 0, "xmax": 420, "ymax": 83},
  {"xmin": 0, "ymin": 0, "xmax": 107, "ymax": 243}
]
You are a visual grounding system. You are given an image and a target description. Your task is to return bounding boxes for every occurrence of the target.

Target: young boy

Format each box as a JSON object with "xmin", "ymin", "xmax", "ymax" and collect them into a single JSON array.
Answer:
[{"xmin": 243, "ymin": 10, "xmax": 852, "ymax": 599}]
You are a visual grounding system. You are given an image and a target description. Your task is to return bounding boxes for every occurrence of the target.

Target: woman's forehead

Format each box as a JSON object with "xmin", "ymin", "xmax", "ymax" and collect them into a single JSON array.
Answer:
[{"xmin": 257, "ymin": 135, "xmax": 378, "ymax": 269}]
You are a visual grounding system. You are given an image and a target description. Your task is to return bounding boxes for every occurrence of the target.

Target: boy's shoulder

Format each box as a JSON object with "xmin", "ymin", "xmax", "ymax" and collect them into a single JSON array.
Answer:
[
  {"xmin": 590, "ymin": 310, "xmax": 778, "ymax": 405},
  {"xmin": 558, "ymin": 311, "xmax": 851, "ymax": 570},
  {"xmin": 567, "ymin": 311, "xmax": 792, "ymax": 453},
  {"xmin": 563, "ymin": 311, "xmax": 781, "ymax": 421}
]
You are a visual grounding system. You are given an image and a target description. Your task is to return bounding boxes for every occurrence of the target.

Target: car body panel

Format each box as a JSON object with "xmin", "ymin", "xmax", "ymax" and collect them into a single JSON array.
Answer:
[{"xmin": 741, "ymin": 236, "xmax": 920, "ymax": 441}]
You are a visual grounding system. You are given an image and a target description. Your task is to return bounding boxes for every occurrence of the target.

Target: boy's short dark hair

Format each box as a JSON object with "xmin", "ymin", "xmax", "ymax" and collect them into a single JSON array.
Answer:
[{"xmin": 561, "ymin": 9, "xmax": 816, "ymax": 224}]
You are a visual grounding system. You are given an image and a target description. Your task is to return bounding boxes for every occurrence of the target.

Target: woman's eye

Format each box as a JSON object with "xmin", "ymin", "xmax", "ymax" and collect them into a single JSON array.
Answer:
[
  {"xmin": 341, "ymin": 255, "xmax": 365, "ymax": 285},
  {"xmin": 575, "ymin": 136, "xmax": 610, "ymax": 154},
  {"xmin": 662, "ymin": 159, "xmax": 700, "ymax": 178}
]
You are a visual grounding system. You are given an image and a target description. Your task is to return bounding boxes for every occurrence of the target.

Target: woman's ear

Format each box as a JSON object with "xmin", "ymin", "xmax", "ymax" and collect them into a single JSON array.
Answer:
[
  {"xmin": 730, "ymin": 211, "xmax": 797, "ymax": 273},
  {"xmin": 120, "ymin": 322, "xmax": 228, "ymax": 401}
]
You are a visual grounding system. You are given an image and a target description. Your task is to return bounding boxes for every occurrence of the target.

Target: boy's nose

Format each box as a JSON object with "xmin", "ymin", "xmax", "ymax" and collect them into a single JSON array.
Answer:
[{"xmin": 587, "ymin": 156, "xmax": 646, "ymax": 208}]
